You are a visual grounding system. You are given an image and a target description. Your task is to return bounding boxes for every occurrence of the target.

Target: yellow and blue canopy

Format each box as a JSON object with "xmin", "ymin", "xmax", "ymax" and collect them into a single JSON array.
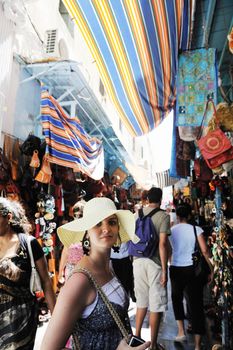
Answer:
[{"xmin": 63, "ymin": 0, "xmax": 195, "ymax": 136}]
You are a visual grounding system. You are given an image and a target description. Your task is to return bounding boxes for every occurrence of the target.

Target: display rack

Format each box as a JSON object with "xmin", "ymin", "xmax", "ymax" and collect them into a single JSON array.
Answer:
[{"xmin": 214, "ymin": 187, "xmax": 232, "ymax": 350}]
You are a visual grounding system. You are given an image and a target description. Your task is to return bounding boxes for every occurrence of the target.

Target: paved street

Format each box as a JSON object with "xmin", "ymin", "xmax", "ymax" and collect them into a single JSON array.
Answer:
[{"xmin": 34, "ymin": 280, "xmax": 217, "ymax": 350}]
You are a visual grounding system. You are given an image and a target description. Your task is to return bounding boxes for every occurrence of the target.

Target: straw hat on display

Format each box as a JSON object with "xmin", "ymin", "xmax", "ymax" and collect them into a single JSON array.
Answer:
[{"xmin": 58, "ymin": 197, "xmax": 139, "ymax": 247}]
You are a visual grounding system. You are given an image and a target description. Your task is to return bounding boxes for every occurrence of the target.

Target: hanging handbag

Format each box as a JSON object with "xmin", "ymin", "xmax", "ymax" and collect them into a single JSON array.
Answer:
[
  {"xmin": 0, "ymin": 148, "xmax": 10, "ymax": 183},
  {"xmin": 192, "ymin": 226, "xmax": 211, "ymax": 283},
  {"xmin": 20, "ymin": 133, "xmax": 41, "ymax": 156},
  {"xmin": 27, "ymin": 236, "xmax": 43, "ymax": 295},
  {"xmin": 72, "ymin": 267, "xmax": 144, "ymax": 349},
  {"xmin": 194, "ymin": 157, "xmax": 213, "ymax": 182},
  {"xmin": 197, "ymin": 99, "xmax": 233, "ymax": 169},
  {"xmin": 30, "ymin": 150, "xmax": 40, "ymax": 168},
  {"xmin": 35, "ymin": 155, "xmax": 52, "ymax": 184}
]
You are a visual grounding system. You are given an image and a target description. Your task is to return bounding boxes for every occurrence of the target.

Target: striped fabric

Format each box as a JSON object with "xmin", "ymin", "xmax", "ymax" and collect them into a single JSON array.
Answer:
[
  {"xmin": 154, "ymin": 169, "xmax": 179, "ymax": 189},
  {"xmin": 63, "ymin": 0, "xmax": 194, "ymax": 136},
  {"xmin": 41, "ymin": 90, "xmax": 104, "ymax": 180}
]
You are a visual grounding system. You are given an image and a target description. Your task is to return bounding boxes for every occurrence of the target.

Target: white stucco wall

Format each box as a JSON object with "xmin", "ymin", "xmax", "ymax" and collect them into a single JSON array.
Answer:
[
  {"xmin": 13, "ymin": 61, "xmax": 41, "ymax": 140},
  {"xmin": 0, "ymin": 4, "xmax": 14, "ymax": 146}
]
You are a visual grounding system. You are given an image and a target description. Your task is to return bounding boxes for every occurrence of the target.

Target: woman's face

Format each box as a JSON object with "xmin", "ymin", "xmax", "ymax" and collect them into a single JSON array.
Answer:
[
  {"xmin": 0, "ymin": 213, "xmax": 10, "ymax": 235},
  {"xmin": 88, "ymin": 214, "xmax": 119, "ymax": 249}
]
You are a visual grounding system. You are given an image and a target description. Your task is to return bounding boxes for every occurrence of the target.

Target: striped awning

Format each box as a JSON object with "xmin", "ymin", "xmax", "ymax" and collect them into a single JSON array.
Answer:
[
  {"xmin": 41, "ymin": 89, "xmax": 104, "ymax": 180},
  {"xmin": 154, "ymin": 169, "xmax": 179, "ymax": 189},
  {"xmin": 63, "ymin": 0, "xmax": 195, "ymax": 136}
]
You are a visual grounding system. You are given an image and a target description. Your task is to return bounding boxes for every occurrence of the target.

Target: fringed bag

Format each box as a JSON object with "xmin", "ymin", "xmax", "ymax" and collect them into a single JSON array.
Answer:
[
  {"xmin": 35, "ymin": 155, "xmax": 52, "ymax": 184},
  {"xmin": 30, "ymin": 150, "xmax": 40, "ymax": 168}
]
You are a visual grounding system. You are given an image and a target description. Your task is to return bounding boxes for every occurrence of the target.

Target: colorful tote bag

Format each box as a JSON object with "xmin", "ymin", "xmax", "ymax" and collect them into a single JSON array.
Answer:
[{"xmin": 176, "ymin": 48, "xmax": 217, "ymax": 127}]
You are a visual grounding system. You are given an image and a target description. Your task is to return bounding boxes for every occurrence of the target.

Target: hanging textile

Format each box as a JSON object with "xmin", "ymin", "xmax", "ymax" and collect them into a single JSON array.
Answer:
[
  {"xmin": 40, "ymin": 89, "xmax": 104, "ymax": 180},
  {"xmin": 176, "ymin": 48, "xmax": 218, "ymax": 126},
  {"xmin": 170, "ymin": 109, "xmax": 179, "ymax": 179},
  {"xmin": 154, "ymin": 169, "xmax": 179, "ymax": 189},
  {"xmin": 62, "ymin": 0, "xmax": 194, "ymax": 136}
]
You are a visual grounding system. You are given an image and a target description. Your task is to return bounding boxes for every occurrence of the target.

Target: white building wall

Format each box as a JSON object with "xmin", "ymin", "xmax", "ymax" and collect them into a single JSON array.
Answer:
[
  {"xmin": 13, "ymin": 61, "xmax": 41, "ymax": 140},
  {"xmin": 0, "ymin": 0, "xmax": 155, "ymax": 187},
  {"xmin": 0, "ymin": 4, "xmax": 14, "ymax": 145}
]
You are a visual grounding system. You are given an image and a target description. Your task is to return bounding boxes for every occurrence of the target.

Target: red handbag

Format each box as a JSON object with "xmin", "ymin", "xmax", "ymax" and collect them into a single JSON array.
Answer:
[{"xmin": 197, "ymin": 100, "xmax": 233, "ymax": 169}]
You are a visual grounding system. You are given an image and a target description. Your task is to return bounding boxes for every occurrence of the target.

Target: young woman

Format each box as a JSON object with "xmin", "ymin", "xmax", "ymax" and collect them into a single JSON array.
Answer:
[
  {"xmin": 169, "ymin": 203, "xmax": 213, "ymax": 350},
  {"xmin": 41, "ymin": 197, "xmax": 150, "ymax": 350},
  {"xmin": 0, "ymin": 198, "xmax": 56, "ymax": 349}
]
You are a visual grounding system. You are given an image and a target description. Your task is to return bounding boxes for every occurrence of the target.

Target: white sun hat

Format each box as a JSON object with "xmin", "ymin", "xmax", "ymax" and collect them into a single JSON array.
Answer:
[{"xmin": 58, "ymin": 197, "xmax": 139, "ymax": 247}]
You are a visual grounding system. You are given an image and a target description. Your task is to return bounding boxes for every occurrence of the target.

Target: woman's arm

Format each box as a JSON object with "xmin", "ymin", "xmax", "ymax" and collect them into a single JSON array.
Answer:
[
  {"xmin": 40, "ymin": 272, "xmax": 94, "ymax": 350},
  {"xmin": 159, "ymin": 233, "xmax": 169, "ymax": 286},
  {"xmin": 35, "ymin": 256, "xmax": 56, "ymax": 313},
  {"xmin": 57, "ymin": 246, "xmax": 68, "ymax": 284}
]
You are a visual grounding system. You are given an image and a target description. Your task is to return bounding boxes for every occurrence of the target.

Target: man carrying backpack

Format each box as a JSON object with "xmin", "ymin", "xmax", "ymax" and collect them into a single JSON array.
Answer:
[{"xmin": 131, "ymin": 187, "xmax": 171, "ymax": 350}]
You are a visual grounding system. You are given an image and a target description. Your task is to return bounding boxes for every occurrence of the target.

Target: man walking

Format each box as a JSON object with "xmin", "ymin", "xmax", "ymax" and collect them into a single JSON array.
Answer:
[{"xmin": 132, "ymin": 187, "xmax": 171, "ymax": 350}]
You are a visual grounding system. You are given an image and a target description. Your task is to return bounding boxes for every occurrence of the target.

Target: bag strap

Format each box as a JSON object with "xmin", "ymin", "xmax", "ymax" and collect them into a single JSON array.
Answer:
[
  {"xmin": 197, "ymin": 99, "xmax": 218, "ymax": 140},
  {"xmin": 193, "ymin": 225, "xmax": 200, "ymax": 251},
  {"xmin": 73, "ymin": 266, "xmax": 129, "ymax": 341},
  {"xmin": 26, "ymin": 236, "xmax": 36, "ymax": 269},
  {"xmin": 147, "ymin": 207, "xmax": 160, "ymax": 218},
  {"xmin": 138, "ymin": 208, "xmax": 144, "ymax": 219},
  {"xmin": 139, "ymin": 207, "xmax": 160, "ymax": 219}
]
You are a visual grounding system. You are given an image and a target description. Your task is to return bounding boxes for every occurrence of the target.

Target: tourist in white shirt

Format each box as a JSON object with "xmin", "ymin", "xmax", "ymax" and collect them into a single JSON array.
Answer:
[{"xmin": 169, "ymin": 203, "xmax": 213, "ymax": 350}]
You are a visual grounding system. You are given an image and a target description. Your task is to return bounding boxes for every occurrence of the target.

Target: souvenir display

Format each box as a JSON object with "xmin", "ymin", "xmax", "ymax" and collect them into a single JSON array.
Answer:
[{"xmin": 35, "ymin": 193, "xmax": 57, "ymax": 290}]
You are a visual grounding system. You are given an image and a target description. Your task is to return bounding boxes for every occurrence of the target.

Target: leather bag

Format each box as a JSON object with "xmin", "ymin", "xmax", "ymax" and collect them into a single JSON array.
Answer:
[
  {"xmin": 30, "ymin": 150, "xmax": 40, "ymax": 168},
  {"xmin": 192, "ymin": 225, "xmax": 210, "ymax": 283},
  {"xmin": 35, "ymin": 155, "xmax": 52, "ymax": 184},
  {"xmin": 0, "ymin": 148, "xmax": 10, "ymax": 183},
  {"xmin": 20, "ymin": 133, "xmax": 41, "ymax": 156},
  {"xmin": 197, "ymin": 100, "xmax": 233, "ymax": 169},
  {"xmin": 194, "ymin": 157, "xmax": 213, "ymax": 182}
]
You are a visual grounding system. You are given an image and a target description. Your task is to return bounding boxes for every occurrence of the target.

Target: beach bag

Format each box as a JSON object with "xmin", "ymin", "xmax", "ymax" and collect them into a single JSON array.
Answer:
[
  {"xmin": 197, "ymin": 100, "xmax": 233, "ymax": 169},
  {"xmin": 128, "ymin": 208, "xmax": 160, "ymax": 258}
]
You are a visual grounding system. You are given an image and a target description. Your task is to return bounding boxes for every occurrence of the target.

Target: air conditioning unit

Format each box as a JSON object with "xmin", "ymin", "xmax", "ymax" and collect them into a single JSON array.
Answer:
[{"xmin": 44, "ymin": 29, "xmax": 69, "ymax": 59}]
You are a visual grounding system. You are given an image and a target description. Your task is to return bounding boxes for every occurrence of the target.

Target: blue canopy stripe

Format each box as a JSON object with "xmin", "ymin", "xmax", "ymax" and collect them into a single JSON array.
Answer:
[
  {"xmin": 63, "ymin": 0, "xmax": 194, "ymax": 136},
  {"xmin": 41, "ymin": 90, "xmax": 104, "ymax": 178}
]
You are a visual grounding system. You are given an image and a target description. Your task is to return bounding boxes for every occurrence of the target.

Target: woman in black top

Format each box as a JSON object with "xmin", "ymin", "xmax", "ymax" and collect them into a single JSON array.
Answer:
[{"xmin": 0, "ymin": 198, "xmax": 56, "ymax": 350}]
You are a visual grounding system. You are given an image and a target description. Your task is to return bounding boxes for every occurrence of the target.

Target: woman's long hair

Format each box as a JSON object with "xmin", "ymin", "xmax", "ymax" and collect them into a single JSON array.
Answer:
[{"xmin": 0, "ymin": 197, "xmax": 32, "ymax": 233}]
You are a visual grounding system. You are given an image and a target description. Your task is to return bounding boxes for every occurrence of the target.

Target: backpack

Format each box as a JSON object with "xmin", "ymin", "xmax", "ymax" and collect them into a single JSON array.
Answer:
[{"xmin": 128, "ymin": 208, "xmax": 160, "ymax": 258}]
